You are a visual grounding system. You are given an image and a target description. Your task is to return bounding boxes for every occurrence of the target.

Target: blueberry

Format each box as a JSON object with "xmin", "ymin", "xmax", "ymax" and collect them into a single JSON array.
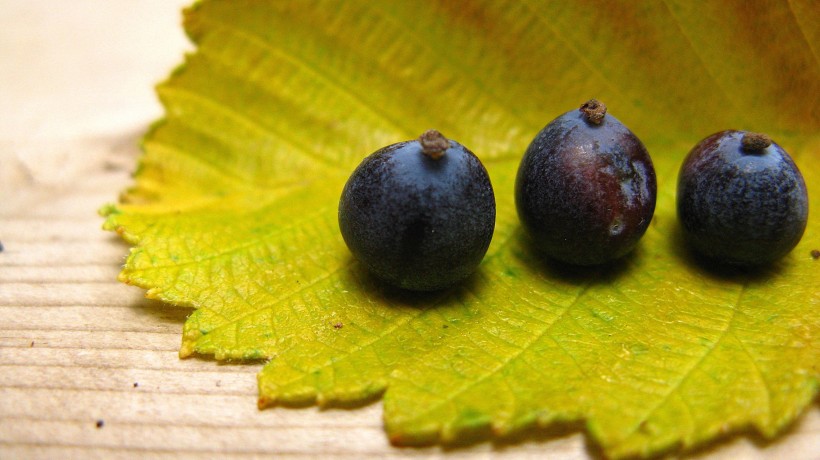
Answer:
[
  {"xmin": 677, "ymin": 130, "xmax": 808, "ymax": 266},
  {"xmin": 338, "ymin": 130, "xmax": 495, "ymax": 291},
  {"xmin": 515, "ymin": 99, "xmax": 657, "ymax": 265}
]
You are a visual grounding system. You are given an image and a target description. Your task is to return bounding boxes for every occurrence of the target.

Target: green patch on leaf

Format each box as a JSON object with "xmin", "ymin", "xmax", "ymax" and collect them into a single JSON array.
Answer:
[{"xmin": 102, "ymin": 0, "xmax": 820, "ymax": 458}]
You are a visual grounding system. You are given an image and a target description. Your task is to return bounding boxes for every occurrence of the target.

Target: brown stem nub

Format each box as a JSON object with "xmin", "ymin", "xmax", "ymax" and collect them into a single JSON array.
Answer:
[
  {"xmin": 741, "ymin": 132, "xmax": 772, "ymax": 152},
  {"xmin": 419, "ymin": 129, "xmax": 450, "ymax": 160},
  {"xmin": 580, "ymin": 99, "xmax": 607, "ymax": 125}
]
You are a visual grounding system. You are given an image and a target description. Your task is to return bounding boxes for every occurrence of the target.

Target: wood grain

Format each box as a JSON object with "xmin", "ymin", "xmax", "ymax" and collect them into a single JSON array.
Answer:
[{"xmin": 0, "ymin": 1, "xmax": 817, "ymax": 458}]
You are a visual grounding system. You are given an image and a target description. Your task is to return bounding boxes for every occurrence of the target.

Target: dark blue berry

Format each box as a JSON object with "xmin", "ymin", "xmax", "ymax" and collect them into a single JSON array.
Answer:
[
  {"xmin": 515, "ymin": 100, "xmax": 657, "ymax": 265},
  {"xmin": 339, "ymin": 130, "xmax": 495, "ymax": 291},
  {"xmin": 677, "ymin": 130, "xmax": 808, "ymax": 266}
]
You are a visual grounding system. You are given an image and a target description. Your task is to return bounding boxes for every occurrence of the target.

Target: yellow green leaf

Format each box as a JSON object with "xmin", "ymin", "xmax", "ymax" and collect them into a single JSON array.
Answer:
[{"xmin": 102, "ymin": 1, "xmax": 820, "ymax": 457}]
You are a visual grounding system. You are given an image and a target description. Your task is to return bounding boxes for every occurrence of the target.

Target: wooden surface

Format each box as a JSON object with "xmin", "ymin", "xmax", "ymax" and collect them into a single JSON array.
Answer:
[{"xmin": 1, "ymin": 1, "xmax": 817, "ymax": 458}]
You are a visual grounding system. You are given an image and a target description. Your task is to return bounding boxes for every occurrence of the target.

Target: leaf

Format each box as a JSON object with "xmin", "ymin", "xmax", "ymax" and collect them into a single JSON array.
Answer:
[{"xmin": 102, "ymin": 0, "xmax": 820, "ymax": 457}]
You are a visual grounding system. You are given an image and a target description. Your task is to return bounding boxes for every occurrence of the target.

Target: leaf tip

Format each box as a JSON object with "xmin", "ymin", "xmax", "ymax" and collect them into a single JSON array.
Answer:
[
  {"xmin": 182, "ymin": 0, "xmax": 207, "ymax": 44},
  {"xmin": 98, "ymin": 203, "xmax": 120, "ymax": 218},
  {"xmin": 258, "ymin": 395, "xmax": 275, "ymax": 409},
  {"xmin": 99, "ymin": 204, "xmax": 126, "ymax": 235},
  {"xmin": 116, "ymin": 271, "xmax": 132, "ymax": 285},
  {"xmin": 387, "ymin": 432, "xmax": 409, "ymax": 447},
  {"xmin": 490, "ymin": 420, "xmax": 510, "ymax": 437},
  {"xmin": 145, "ymin": 288, "xmax": 161, "ymax": 300},
  {"xmin": 386, "ymin": 422, "xmax": 441, "ymax": 447},
  {"xmin": 179, "ymin": 342, "xmax": 195, "ymax": 359}
]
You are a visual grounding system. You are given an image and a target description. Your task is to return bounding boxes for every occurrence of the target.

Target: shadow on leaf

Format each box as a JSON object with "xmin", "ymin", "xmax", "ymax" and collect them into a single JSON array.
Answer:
[
  {"xmin": 511, "ymin": 229, "xmax": 638, "ymax": 287},
  {"xmin": 438, "ymin": 419, "xmax": 601, "ymax": 459},
  {"xmin": 340, "ymin": 255, "xmax": 492, "ymax": 310},
  {"xmin": 668, "ymin": 223, "xmax": 788, "ymax": 285}
]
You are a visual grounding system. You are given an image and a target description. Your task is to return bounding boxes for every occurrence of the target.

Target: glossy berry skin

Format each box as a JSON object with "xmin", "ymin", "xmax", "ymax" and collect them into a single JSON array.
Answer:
[
  {"xmin": 515, "ymin": 100, "xmax": 657, "ymax": 265},
  {"xmin": 677, "ymin": 130, "xmax": 808, "ymax": 266},
  {"xmin": 338, "ymin": 131, "xmax": 495, "ymax": 291}
]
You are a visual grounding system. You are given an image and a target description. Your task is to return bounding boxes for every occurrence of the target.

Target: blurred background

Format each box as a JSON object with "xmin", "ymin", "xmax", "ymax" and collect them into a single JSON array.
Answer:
[{"xmin": 0, "ymin": 0, "xmax": 189, "ymax": 191}]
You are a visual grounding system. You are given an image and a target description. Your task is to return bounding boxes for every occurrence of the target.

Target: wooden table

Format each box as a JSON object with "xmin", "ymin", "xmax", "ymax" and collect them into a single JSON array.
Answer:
[{"xmin": 1, "ymin": 1, "xmax": 817, "ymax": 458}]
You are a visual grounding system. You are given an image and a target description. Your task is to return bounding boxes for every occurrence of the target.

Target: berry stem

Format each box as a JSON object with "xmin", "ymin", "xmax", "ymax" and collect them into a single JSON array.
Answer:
[
  {"xmin": 419, "ymin": 130, "xmax": 450, "ymax": 160},
  {"xmin": 741, "ymin": 132, "xmax": 772, "ymax": 152},
  {"xmin": 580, "ymin": 99, "xmax": 607, "ymax": 125}
]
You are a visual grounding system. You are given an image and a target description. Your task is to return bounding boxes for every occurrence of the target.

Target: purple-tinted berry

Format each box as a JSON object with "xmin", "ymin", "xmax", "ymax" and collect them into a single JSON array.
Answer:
[
  {"xmin": 339, "ymin": 130, "xmax": 495, "ymax": 291},
  {"xmin": 677, "ymin": 130, "xmax": 808, "ymax": 266},
  {"xmin": 515, "ymin": 100, "xmax": 657, "ymax": 265}
]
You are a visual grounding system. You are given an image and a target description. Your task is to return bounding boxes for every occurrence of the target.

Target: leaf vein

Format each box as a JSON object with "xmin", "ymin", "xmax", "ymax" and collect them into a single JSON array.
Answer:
[
  {"xmin": 521, "ymin": 3, "xmax": 628, "ymax": 102},
  {"xmin": 196, "ymin": 12, "xmax": 414, "ymax": 139},
  {"xmin": 127, "ymin": 205, "xmax": 329, "ymax": 273},
  {"xmin": 657, "ymin": 0, "xmax": 741, "ymax": 115},
  {"xmin": 373, "ymin": 2, "xmax": 534, "ymax": 129},
  {"xmin": 160, "ymin": 85, "xmax": 342, "ymax": 172},
  {"xmin": 394, "ymin": 284, "xmax": 594, "ymax": 428},
  {"xmin": 264, "ymin": 228, "xmax": 523, "ymax": 396},
  {"xmin": 785, "ymin": 0, "xmax": 820, "ymax": 71},
  {"xmin": 731, "ymin": 330, "xmax": 772, "ymax": 427},
  {"xmin": 620, "ymin": 282, "xmax": 746, "ymax": 441}
]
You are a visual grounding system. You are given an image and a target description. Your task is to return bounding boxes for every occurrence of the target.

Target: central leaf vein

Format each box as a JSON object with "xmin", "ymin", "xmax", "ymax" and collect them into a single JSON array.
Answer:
[
  {"xmin": 397, "ymin": 283, "xmax": 593, "ymax": 427},
  {"xmin": 196, "ymin": 13, "xmax": 415, "ymax": 139},
  {"xmin": 621, "ymin": 282, "xmax": 747, "ymax": 440}
]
